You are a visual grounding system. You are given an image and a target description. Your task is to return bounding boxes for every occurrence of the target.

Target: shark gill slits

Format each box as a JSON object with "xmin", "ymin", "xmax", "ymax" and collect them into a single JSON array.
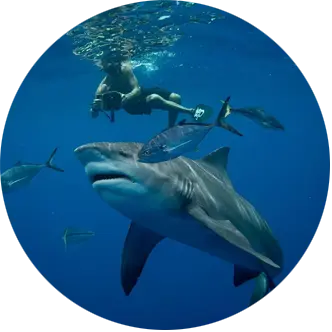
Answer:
[
  {"xmin": 119, "ymin": 150, "xmax": 131, "ymax": 158},
  {"xmin": 181, "ymin": 178, "xmax": 194, "ymax": 202}
]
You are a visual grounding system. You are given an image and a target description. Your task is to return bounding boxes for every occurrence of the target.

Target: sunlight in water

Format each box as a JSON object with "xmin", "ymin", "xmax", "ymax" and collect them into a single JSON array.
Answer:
[{"xmin": 131, "ymin": 50, "xmax": 176, "ymax": 73}]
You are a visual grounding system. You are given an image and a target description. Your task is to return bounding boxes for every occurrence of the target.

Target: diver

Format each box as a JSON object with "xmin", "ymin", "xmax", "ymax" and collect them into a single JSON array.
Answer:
[{"xmin": 90, "ymin": 56, "xmax": 213, "ymax": 127}]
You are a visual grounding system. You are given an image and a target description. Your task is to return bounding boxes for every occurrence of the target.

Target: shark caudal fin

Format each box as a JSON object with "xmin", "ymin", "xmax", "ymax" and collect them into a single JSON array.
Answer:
[
  {"xmin": 250, "ymin": 272, "xmax": 276, "ymax": 306},
  {"xmin": 45, "ymin": 148, "xmax": 64, "ymax": 172},
  {"xmin": 233, "ymin": 265, "xmax": 276, "ymax": 306}
]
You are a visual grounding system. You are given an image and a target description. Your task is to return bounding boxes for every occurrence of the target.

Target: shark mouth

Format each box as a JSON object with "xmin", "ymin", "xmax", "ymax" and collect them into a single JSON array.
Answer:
[{"xmin": 91, "ymin": 173, "xmax": 132, "ymax": 184}]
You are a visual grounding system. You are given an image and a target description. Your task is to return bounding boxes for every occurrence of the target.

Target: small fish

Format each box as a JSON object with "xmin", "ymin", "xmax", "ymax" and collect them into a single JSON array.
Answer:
[
  {"xmin": 62, "ymin": 227, "xmax": 95, "ymax": 252},
  {"xmin": 225, "ymin": 104, "xmax": 285, "ymax": 131},
  {"xmin": 240, "ymin": 108, "xmax": 285, "ymax": 130},
  {"xmin": 138, "ymin": 97, "xmax": 243, "ymax": 163},
  {"xmin": 1, "ymin": 148, "xmax": 64, "ymax": 193},
  {"xmin": 158, "ymin": 15, "xmax": 171, "ymax": 21}
]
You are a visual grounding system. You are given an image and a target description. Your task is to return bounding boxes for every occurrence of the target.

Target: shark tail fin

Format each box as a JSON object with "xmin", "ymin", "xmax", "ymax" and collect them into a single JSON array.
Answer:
[
  {"xmin": 45, "ymin": 148, "xmax": 64, "ymax": 172},
  {"xmin": 250, "ymin": 272, "xmax": 276, "ymax": 306},
  {"xmin": 234, "ymin": 266, "xmax": 276, "ymax": 306}
]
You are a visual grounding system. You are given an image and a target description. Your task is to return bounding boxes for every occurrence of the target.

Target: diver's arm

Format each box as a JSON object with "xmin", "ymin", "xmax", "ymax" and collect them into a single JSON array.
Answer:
[
  {"xmin": 94, "ymin": 76, "xmax": 109, "ymax": 99},
  {"xmin": 91, "ymin": 76, "xmax": 109, "ymax": 116},
  {"xmin": 122, "ymin": 63, "xmax": 141, "ymax": 100}
]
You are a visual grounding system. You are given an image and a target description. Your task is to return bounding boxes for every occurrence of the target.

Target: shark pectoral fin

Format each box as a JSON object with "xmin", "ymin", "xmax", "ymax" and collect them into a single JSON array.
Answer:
[
  {"xmin": 187, "ymin": 206, "xmax": 280, "ymax": 269},
  {"xmin": 121, "ymin": 222, "xmax": 164, "ymax": 296}
]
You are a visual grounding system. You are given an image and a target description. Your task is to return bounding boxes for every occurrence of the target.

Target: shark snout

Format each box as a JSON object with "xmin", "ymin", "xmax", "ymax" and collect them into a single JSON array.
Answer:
[{"xmin": 74, "ymin": 144, "xmax": 107, "ymax": 166}]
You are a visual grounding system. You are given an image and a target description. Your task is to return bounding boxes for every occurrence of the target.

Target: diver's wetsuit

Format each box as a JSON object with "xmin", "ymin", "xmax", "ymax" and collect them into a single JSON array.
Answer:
[{"xmin": 104, "ymin": 87, "xmax": 172, "ymax": 115}]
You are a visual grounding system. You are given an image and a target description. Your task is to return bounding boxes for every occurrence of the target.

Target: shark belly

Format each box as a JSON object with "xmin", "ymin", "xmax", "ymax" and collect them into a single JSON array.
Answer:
[{"xmin": 111, "ymin": 196, "xmax": 265, "ymax": 272}]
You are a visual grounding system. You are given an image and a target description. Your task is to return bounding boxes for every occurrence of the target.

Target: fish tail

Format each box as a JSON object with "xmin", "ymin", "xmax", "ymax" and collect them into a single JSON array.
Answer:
[
  {"xmin": 45, "ymin": 148, "xmax": 64, "ymax": 172},
  {"xmin": 216, "ymin": 97, "xmax": 243, "ymax": 136},
  {"xmin": 250, "ymin": 272, "xmax": 276, "ymax": 306},
  {"xmin": 217, "ymin": 96, "xmax": 232, "ymax": 123},
  {"xmin": 217, "ymin": 120, "xmax": 243, "ymax": 137},
  {"xmin": 63, "ymin": 229, "xmax": 68, "ymax": 252}
]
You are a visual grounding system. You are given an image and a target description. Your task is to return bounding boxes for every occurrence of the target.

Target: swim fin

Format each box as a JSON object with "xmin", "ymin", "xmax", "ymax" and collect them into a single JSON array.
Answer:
[{"xmin": 193, "ymin": 104, "xmax": 214, "ymax": 122}]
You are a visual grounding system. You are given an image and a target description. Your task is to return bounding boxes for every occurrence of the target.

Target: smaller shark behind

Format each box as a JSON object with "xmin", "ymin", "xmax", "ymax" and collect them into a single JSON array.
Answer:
[{"xmin": 1, "ymin": 148, "xmax": 64, "ymax": 193}]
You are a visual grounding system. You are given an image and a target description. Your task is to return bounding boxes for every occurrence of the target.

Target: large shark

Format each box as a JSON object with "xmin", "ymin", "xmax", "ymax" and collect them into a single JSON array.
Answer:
[{"xmin": 74, "ymin": 142, "xmax": 283, "ymax": 305}]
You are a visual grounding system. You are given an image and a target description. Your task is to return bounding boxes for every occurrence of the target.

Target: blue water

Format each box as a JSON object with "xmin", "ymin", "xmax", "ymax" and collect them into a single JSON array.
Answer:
[{"xmin": 1, "ymin": 3, "xmax": 330, "ymax": 330}]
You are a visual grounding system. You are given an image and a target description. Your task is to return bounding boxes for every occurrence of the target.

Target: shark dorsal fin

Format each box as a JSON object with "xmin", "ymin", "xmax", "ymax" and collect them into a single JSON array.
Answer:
[{"xmin": 201, "ymin": 147, "xmax": 230, "ymax": 171}]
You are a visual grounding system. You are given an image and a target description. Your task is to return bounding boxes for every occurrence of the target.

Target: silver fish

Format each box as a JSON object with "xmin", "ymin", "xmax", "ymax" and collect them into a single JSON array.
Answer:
[
  {"xmin": 1, "ymin": 148, "xmax": 64, "ymax": 193},
  {"xmin": 62, "ymin": 227, "xmax": 95, "ymax": 251},
  {"xmin": 220, "ymin": 99, "xmax": 285, "ymax": 131},
  {"xmin": 138, "ymin": 97, "xmax": 242, "ymax": 163}
]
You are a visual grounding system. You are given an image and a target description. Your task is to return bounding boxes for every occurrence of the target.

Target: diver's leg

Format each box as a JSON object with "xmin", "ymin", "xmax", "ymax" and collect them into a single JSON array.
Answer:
[
  {"xmin": 169, "ymin": 93, "xmax": 182, "ymax": 105},
  {"xmin": 146, "ymin": 94, "xmax": 194, "ymax": 116},
  {"xmin": 147, "ymin": 94, "xmax": 212, "ymax": 125},
  {"xmin": 167, "ymin": 93, "xmax": 182, "ymax": 127}
]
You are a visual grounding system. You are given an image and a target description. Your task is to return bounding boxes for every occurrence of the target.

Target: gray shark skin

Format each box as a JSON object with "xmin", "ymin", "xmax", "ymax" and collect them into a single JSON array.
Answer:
[
  {"xmin": 1, "ymin": 148, "xmax": 64, "ymax": 193},
  {"xmin": 74, "ymin": 142, "xmax": 283, "ymax": 304}
]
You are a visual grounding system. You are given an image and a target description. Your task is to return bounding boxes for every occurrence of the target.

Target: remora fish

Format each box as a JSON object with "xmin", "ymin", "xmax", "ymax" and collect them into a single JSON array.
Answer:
[
  {"xmin": 138, "ymin": 97, "xmax": 243, "ymax": 163},
  {"xmin": 221, "ymin": 100, "xmax": 285, "ymax": 131},
  {"xmin": 1, "ymin": 148, "xmax": 64, "ymax": 193},
  {"xmin": 62, "ymin": 227, "xmax": 95, "ymax": 251},
  {"xmin": 75, "ymin": 142, "xmax": 283, "ymax": 306}
]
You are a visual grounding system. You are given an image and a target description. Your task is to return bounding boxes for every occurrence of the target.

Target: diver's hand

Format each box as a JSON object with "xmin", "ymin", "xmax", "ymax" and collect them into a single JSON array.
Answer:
[
  {"xmin": 121, "ymin": 93, "xmax": 133, "ymax": 107},
  {"xmin": 90, "ymin": 108, "xmax": 99, "ymax": 118}
]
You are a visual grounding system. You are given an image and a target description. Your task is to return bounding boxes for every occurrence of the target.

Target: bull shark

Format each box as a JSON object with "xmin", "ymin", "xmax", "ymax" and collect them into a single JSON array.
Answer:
[
  {"xmin": 74, "ymin": 142, "xmax": 283, "ymax": 306},
  {"xmin": 1, "ymin": 148, "xmax": 64, "ymax": 193}
]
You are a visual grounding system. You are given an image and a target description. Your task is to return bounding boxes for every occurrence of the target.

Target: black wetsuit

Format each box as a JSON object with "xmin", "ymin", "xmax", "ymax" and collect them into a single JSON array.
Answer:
[{"xmin": 103, "ymin": 87, "xmax": 172, "ymax": 115}]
